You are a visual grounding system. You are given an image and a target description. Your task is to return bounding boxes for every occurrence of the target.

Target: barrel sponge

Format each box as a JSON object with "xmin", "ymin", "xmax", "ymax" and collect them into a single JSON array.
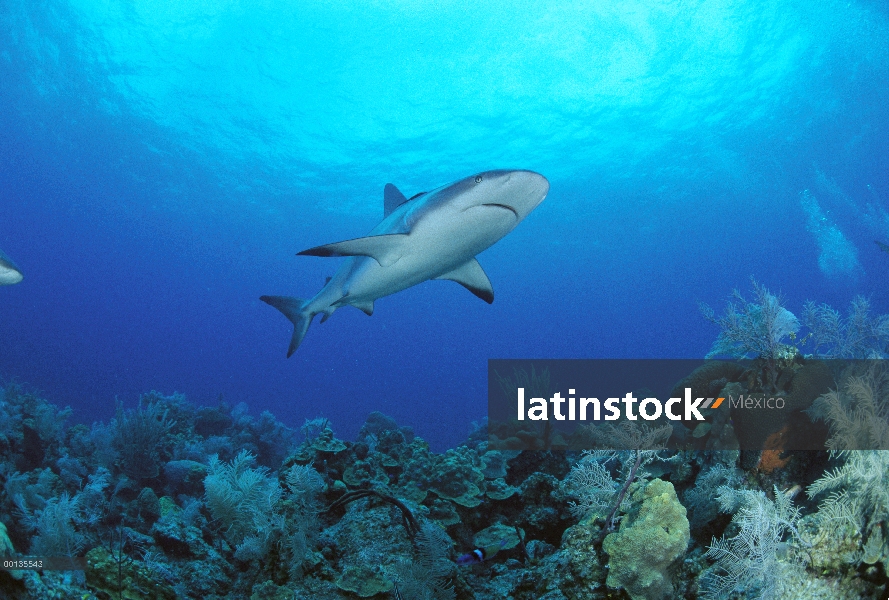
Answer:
[{"xmin": 602, "ymin": 479, "xmax": 690, "ymax": 600}]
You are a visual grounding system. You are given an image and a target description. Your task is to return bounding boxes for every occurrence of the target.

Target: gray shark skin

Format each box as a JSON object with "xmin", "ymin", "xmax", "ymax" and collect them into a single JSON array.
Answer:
[
  {"xmin": 262, "ymin": 169, "xmax": 549, "ymax": 356},
  {"xmin": 0, "ymin": 248, "xmax": 23, "ymax": 285}
]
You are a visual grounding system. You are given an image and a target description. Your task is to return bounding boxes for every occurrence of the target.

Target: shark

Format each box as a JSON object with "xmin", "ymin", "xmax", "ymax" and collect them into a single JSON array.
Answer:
[
  {"xmin": 0, "ymin": 248, "xmax": 23, "ymax": 286},
  {"xmin": 261, "ymin": 169, "xmax": 549, "ymax": 356}
]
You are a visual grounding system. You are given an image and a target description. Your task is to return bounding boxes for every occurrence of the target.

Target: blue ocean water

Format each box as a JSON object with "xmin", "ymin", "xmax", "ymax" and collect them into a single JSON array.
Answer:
[{"xmin": 0, "ymin": 0, "xmax": 887, "ymax": 450}]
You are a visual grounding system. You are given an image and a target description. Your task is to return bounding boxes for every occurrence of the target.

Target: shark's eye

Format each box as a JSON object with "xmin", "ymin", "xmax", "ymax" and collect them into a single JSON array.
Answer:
[{"xmin": 475, "ymin": 175, "xmax": 483, "ymax": 183}]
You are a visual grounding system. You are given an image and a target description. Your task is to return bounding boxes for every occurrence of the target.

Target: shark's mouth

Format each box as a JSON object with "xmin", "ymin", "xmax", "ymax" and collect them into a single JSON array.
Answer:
[{"xmin": 481, "ymin": 203, "xmax": 519, "ymax": 218}]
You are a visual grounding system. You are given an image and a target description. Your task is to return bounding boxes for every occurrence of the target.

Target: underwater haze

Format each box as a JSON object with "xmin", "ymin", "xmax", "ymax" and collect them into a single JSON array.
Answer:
[{"xmin": 1, "ymin": 0, "xmax": 888, "ymax": 449}]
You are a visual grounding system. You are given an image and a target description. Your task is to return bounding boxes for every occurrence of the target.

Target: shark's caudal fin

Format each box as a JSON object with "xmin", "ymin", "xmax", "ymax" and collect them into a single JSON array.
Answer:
[{"xmin": 260, "ymin": 295, "xmax": 314, "ymax": 357}]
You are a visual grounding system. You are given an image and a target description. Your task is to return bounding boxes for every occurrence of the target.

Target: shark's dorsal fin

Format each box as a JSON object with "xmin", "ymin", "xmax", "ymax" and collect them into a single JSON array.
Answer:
[
  {"xmin": 435, "ymin": 258, "xmax": 494, "ymax": 304},
  {"xmin": 298, "ymin": 234, "xmax": 408, "ymax": 267},
  {"xmin": 384, "ymin": 183, "xmax": 409, "ymax": 218}
]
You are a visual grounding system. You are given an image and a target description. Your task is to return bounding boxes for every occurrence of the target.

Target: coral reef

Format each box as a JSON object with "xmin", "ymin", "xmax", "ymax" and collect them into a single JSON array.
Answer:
[{"xmin": 1, "ymin": 293, "xmax": 889, "ymax": 600}]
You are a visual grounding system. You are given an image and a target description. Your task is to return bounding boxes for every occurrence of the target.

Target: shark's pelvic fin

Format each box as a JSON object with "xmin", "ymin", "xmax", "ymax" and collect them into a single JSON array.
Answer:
[
  {"xmin": 384, "ymin": 183, "xmax": 409, "ymax": 218},
  {"xmin": 436, "ymin": 258, "xmax": 494, "ymax": 304},
  {"xmin": 298, "ymin": 234, "xmax": 408, "ymax": 267},
  {"xmin": 260, "ymin": 295, "xmax": 313, "ymax": 357}
]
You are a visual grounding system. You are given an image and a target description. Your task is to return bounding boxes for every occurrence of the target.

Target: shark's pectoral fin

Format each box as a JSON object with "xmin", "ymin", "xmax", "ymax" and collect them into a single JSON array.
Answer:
[
  {"xmin": 353, "ymin": 299, "xmax": 374, "ymax": 316},
  {"xmin": 298, "ymin": 234, "xmax": 408, "ymax": 267},
  {"xmin": 436, "ymin": 258, "xmax": 494, "ymax": 304}
]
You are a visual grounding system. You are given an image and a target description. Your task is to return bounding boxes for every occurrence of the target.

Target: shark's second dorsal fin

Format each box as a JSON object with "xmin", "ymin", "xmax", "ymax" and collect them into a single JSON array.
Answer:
[
  {"xmin": 384, "ymin": 183, "xmax": 409, "ymax": 218},
  {"xmin": 435, "ymin": 258, "xmax": 494, "ymax": 304},
  {"xmin": 298, "ymin": 234, "xmax": 408, "ymax": 267}
]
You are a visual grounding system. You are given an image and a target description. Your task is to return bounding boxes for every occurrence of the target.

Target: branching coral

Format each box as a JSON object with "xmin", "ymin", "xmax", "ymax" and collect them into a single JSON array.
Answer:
[
  {"xmin": 683, "ymin": 463, "xmax": 741, "ymax": 529},
  {"xmin": 564, "ymin": 422, "xmax": 672, "ymax": 538},
  {"xmin": 700, "ymin": 486, "xmax": 806, "ymax": 600},
  {"xmin": 802, "ymin": 296, "xmax": 889, "ymax": 358},
  {"xmin": 564, "ymin": 455, "xmax": 619, "ymax": 520},
  {"xmin": 15, "ymin": 491, "xmax": 85, "ymax": 556},
  {"xmin": 701, "ymin": 278, "xmax": 799, "ymax": 360},
  {"xmin": 391, "ymin": 521, "xmax": 455, "ymax": 600},
  {"xmin": 807, "ymin": 451, "xmax": 889, "ymax": 542},
  {"xmin": 203, "ymin": 450, "xmax": 284, "ymax": 561},
  {"xmin": 111, "ymin": 395, "xmax": 176, "ymax": 480},
  {"xmin": 803, "ymin": 367, "xmax": 889, "ymax": 571},
  {"xmin": 807, "ymin": 363, "xmax": 889, "ymax": 452}
]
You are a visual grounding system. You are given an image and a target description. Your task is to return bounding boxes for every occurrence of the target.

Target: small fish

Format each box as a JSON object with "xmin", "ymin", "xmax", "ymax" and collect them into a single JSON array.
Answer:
[
  {"xmin": 784, "ymin": 484, "xmax": 802, "ymax": 499},
  {"xmin": 456, "ymin": 541, "xmax": 507, "ymax": 566},
  {"xmin": 876, "ymin": 240, "xmax": 889, "ymax": 254}
]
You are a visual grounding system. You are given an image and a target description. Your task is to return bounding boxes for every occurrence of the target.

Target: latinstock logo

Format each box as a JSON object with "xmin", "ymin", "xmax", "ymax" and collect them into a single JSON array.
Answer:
[
  {"xmin": 487, "ymin": 359, "xmax": 867, "ymax": 453},
  {"xmin": 516, "ymin": 387, "xmax": 725, "ymax": 423},
  {"xmin": 516, "ymin": 387, "xmax": 724, "ymax": 421}
]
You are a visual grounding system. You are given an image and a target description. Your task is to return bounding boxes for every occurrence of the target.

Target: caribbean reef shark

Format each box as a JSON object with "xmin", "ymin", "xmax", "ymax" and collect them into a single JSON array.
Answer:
[
  {"xmin": 262, "ymin": 169, "xmax": 549, "ymax": 356},
  {"xmin": 0, "ymin": 248, "xmax": 23, "ymax": 285}
]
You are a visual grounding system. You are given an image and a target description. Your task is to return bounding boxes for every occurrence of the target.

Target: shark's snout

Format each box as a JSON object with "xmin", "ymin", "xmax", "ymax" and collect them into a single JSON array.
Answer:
[{"xmin": 498, "ymin": 170, "xmax": 549, "ymax": 219}]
